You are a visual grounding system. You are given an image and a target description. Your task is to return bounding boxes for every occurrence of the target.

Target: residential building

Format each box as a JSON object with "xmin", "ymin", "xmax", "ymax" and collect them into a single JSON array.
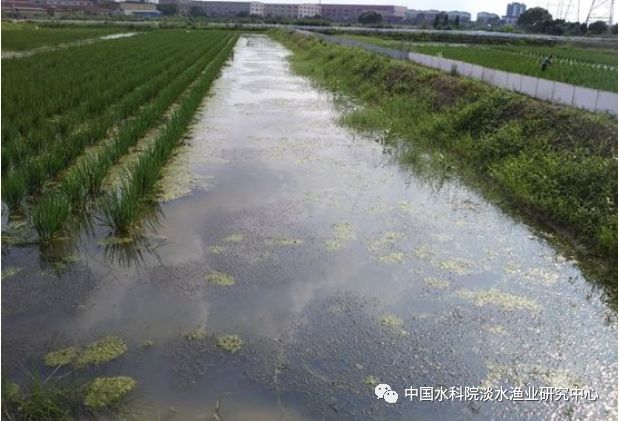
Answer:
[
  {"xmin": 321, "ymin": 4, "xmax": 406, "ymax": 23},
  {"xmin": 1, "ymin": 0, "xmax": 47, "ymax": 16},
  {"xmin": 476, "ymin": 11, "xmax": 500, "ymax": 25},
  {"xmin": 264, "ymin": 3, "xmax": 298, "ymax": 18},
  {"xmin": 298, "ymin": 3, "xmax": 320, "ymax": 18},
  {"xmin": 119, "ymin": 1, "xmax": 161, "ymax": 17},
  {"xmin": 503, "ymin": 2, "xmax": 526, "ymax": 24},
  {"xmin": 406, "ymin": 9, "xmax": 440, "ymax": 24},
  {"xmin": 205, "ymin": 1, "xmax": 258, "ymax": 17},
  {"xmin": 446, "ymin": 10, "xmax": 470, "ymax": 23}
]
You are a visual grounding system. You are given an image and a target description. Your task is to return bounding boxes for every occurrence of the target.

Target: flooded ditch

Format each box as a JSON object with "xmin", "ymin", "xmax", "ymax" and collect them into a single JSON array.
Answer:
[{"xmin": 2, "ymin": 35, "xmax": 617, "ymax": 420}]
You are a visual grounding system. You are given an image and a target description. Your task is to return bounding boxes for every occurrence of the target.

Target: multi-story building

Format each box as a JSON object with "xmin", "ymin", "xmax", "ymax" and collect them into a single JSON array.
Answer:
[
  {"xmin": 119, "ymin": 1, "xmax": 160, "ymax": 17},
  {"xmin": 298, "ymin": 3, "xmax": 320, "ymax": 18},
  {"xmin": 249, "ymin": 1, "xmax": 263, "ymax": 15},
  {"xmin": 476, "ymin": 11, "xmax": 500, "ymax": 25},
  {"xmin": 446, "ymin": 10, "xmax": 471, "ymax": 23},
  {"xmin": 503, "ymin": 2, "xmax": 526, "ymax": 24},
  {"xmin": 321, "ymin": 4, "xmax": 406, "ymax": 23},
  {"xmin": 205, "ymin": 1, "xmax": 260, "ymax": 17},
  {"xmin": 264, "ymin": 3, "xmax": 297, "ymax": 18},
  {"xmin": 406, "ymin": 9, "xmax": 440, "ymax": 24}
]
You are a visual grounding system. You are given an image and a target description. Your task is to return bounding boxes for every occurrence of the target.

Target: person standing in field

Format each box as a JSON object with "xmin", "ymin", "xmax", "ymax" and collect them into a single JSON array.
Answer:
[{"xmin": 541, "ymin": 55, "xmax": 553, "ymax": 71}]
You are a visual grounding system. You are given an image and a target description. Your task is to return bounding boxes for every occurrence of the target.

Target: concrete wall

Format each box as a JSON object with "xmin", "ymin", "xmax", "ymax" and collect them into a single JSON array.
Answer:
[{"xmin": 299, "ymin": 30, "xmax": 617, "ymax": 116}]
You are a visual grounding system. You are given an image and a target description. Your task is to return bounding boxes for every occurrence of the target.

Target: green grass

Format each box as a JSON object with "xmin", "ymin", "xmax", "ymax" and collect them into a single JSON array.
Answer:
[
  {"xmin": 1, "ymin": 22, "xmax": 129, "ymax": 51},
  {"xmin": 270, "ymin": 30, "xmax": 617, "ymax": 274},
  {"xmin": 339, "ymin": 34, "xmax": 618, "ymax": 92}
]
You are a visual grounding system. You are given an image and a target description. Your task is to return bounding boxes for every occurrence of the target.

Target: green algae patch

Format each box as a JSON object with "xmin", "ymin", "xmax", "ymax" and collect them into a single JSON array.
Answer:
[
  {"xmin": 206, "ymin": 270, "xmax": 235, "ymax": 286},
  {"xmin": 437, "ymin": 258, "xmax": 474, "ymax": 275},
  {"xmin": 270, "ymin": 237, "xmax": 303, "ymax": 246},
  {"xmin": 3, "ymin": 381, "xmax": 20, "ymax": 403},
  {"xmin": 364, "ymin": 375, "xmax": 379, "ymax": 386},
  {"xmin": 207, "ymin": 245, "xmax": 226, "ymax": 255},
  {"xmin": 75, "ymin": 336, "xmax": 127, "ymax": 368},
  {"xmin": 378, "ymin": 251, "xmax": 405, "ymax": 264},
  {"xmin": 1, "ymin": 267, "xmax": 22, "ymax": 280},
  {"xmin": 522, "ymin": 267, "xmax": 560, "ymax": 286},
  {"xmin": 216, "ymin": 334, "xmax": 243, "ymax": 353},
  {"xmin": 222, "ymin": 234, "xmax": 244, "ymax": 243},
  {"xmin": 325, "ymin": 222, "xmax": 356, "ymax": 251},
  {"xmin": 141, "ymin": 340, "xmax": 155, "ymax": 349},
  {"xmin": 184, "ymin": 327, "xmax": 207, "ymax": 341},
  {"xmin": 458, "ymin": 288, "xmax": 541, "ymax": 312},
  {"xmin": 380, "ymin": 314, "xmax": 408, "ymax": 336},
  {"xmin": 424, "ymin": 277, "xmax": 450, "ymax": 290},
  {"xmin": 486, "ymin": 324, "xmax": 507, "ymax": 335},
  {"xmin": 84, "ymin": 376, "xmax": 136, "ymax": 410},
  {"xmin": 44, "ymin": 346, "xmax": 80, "ymax": 367}
]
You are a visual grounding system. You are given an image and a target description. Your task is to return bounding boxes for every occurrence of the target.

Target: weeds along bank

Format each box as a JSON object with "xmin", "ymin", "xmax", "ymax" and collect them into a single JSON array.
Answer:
[
  {"xmin": 2, "ymin": 29, "xmax": 238, "ymax": 240},
  {"xmin": 270, "ymin": 30, "xmax": 618, "ymax": 268}
]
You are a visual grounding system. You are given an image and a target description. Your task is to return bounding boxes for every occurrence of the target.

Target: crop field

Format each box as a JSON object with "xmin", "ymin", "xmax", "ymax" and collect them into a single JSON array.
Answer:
[
  {"xmin": 1, "ymin": 22, "xmax": 131, "ymax": 51},
  {"xmin": 340, "ymin": 34, "xmax": 618, "ymax": 92},
  {"xmin": 2, "ymin": 29, "xmax": 238, "ymax": 240}
]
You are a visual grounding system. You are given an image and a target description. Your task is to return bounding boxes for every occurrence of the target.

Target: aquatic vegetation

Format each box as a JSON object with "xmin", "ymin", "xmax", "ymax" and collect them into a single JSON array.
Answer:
[
  {"xmin": 424, "ymin": 277, "xmax": 450, "ymax": 289},
  {"xmin": 206, "ymin": 270, "xmax": 235, "ymax": 286},
  {"xmin": 31, "ymin": 194, "xmax": 71, "ymax": 241},
  {"xmin": 486, "ymin": 325, "xmax": 507, "ymax": 335},
  {"xmin": 184, "ymin": 327, "xmax": 207, "ymax": 341},
  {"xmin": 216, "ymin": 334, "xmax": 243, "ymax": 353},
  {"xmin": 325, "ymin": 222, "xmax": 356, "ymax": 251},
  {"xmin": 75, "ymin": 336, "xmax": 128, "ymax": 368},
  {"xmin": 437, "ymin": 258, "xmax": 474, "ymax": 275},
  {"xmin": 481, "ymin": 363, "xmax": 581, "ymax": 389},
  {"xmin": 98, "ymin": 236, "xmax": 134, "ymax": 246},
  {"xmin": 523, "ymin": 267, "xmax": 560, "ymax": 286},
  {"xmin": 1, "ymin": 267, "xmax": 23, "ymax": 280},
  {"xmin": 271, "ymin": 237, "xmax": 303, "ymax": 246},
  {"xmin": 141, "ymin": 340, "xmax": 155, "ymax": 349},
  {"xmin": 44, "ymin": 347, "xmax": 80, "ymax": 367},
  {"xmin": 208, "ymin": 245, "xmax": 226, "ymax": 255},
  {"xmin": 222, "ymin": 233, "xmax": 244, "ymax": 243},
  {"xmin": 458, "ymin": 288, "xmax": 541, "ymax": 312},
  {"xmin": 380, "ymin": 314, "xmax": 408, "ymax": 336},
  {"xmin": 84, "ymin": 376, "xmax": 136, "ymax": 410},
  {"xmin": 378, "ymin": 252, "xmax": 405, "ymax": 264},
  {"xmin": 364, "ymin": 375, "xmax": 379, "ymax": 386}
]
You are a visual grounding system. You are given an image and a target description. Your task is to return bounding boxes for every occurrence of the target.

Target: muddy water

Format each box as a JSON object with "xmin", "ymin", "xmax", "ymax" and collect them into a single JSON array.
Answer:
[{"xmin": 2, "ymin": 35, "xmax": 617, "ymax": 420}]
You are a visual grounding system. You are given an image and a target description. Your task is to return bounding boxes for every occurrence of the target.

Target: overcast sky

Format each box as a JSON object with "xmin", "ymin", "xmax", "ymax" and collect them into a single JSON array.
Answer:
[{"xmin": 262, "ymin": 0, "xmax": 617, "ymax": 23}]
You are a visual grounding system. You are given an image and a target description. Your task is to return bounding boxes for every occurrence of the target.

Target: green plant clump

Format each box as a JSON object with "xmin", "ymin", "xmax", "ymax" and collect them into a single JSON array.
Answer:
[
  {"xmin": 216, "ymin": 334, "xmax": 243, "ymax": 353},
  {"xmin": 84, "ymin": 376, "xmax": 136, "ymax": 410}
]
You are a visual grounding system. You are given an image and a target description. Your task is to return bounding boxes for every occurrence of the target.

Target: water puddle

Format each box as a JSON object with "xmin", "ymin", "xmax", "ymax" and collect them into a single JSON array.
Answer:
[{"xmin": 2, "ymin": 35, "xmax": 616, "ymax": 420}]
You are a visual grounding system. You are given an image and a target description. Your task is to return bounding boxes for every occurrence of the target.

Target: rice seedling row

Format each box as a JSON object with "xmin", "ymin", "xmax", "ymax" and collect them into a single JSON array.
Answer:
[
  {"xmin": 100, "ymin": 34, "xmax": 239, "ymax": 234},
  {"xmin": 3, "ymin": 32, "xmax": 231, "ymax": 211},
  {"xmin": 28, "ymin": 32, "xmax": 236, "ymax": 240}
]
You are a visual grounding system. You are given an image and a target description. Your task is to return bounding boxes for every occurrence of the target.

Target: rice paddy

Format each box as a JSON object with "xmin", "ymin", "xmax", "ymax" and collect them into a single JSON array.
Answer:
[
  {"xmin": 2, "ymin": 28, "xmax": 238, "ymax": 240},
  {"xmin": 339, "ymin": 34, "xmax": 618, "ymax": 92}
]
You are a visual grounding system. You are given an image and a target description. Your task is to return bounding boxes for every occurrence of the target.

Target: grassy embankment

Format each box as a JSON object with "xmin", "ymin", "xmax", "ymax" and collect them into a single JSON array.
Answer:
[
  {"xmin": 271, "ymin": 30, "xmax": 617, "ymax": 287},
  {"xmin": 338, "ymin": 34, "xmax": 618, "ymax": 92},
  {"xmin": 2, "ymin": 30, "xmax": 238, "ymax": 240},
  {"xmin": 1, "ymin": 22, "xmax": 130, "ymax": 51}
]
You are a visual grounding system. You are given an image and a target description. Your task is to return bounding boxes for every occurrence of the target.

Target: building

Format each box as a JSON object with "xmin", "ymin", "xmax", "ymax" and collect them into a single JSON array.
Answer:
[
  {"xmin": 205, "ymin": 1, "xmax": 259, "ymax": 17},
  {"xmin": 406, "ymin": 9, "xmax": 439, "ymax": 24},
  {"xmin": 446, "ymin": 10, "xmax": 470, "ymax": 23},
  {"xmin": 298, "ymin": 3, "xmax": 320, "ymax": 18},
  {"xmin": 264, "ymin": 3, "xmax": 297, "ymax": 18},
  {"xmin": 321, "ymin": 4, "xmax": 406, "ymax": 23},
  {"xmin": 1, "ymin": 0, "xmax": 47, "ymax": 16},
  {"xmin": 476, "ymin": 11, "xmax": 500, "ymax": 25},
  {"xmin": 503, "ymin": 2, "xmax": 526, "ymax": 24},
  {"xmin": 119, "ymin": 1, "xmax": 161, "ymax": 17}
]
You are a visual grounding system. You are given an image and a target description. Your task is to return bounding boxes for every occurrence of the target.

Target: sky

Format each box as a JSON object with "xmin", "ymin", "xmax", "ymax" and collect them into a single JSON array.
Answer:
[{"xmin": 262, "ymin": 0, "xmax": 617, "ymax": 23}]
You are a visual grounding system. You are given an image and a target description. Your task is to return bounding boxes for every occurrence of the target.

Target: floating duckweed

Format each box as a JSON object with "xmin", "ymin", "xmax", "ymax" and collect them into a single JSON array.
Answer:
[
  {"xmin": 325, "ymin": 223, "xmax": 355, "ymax": 251},
  {"xmin": 206, "ymin": 270, "xmax": 235, "ymax": 286},
  {"xmin": 84, "ymin": 376, "xmax": 136, "ymax": 410},
  {"xmin": 75, "ymin": 336, "xmax": 127, "ymax": 368},
  {"xmin": 438, "ymin": 258, "xmax": 474, "ymax": 275},
  {"xmin": 184, "ymin": 327, "xmax": 207, "ymax": 341},
  {"xmin": 458, "ymin": 288, "xmax": 541, "ymax": 312},
  {"xmin": 380, "ymin": 315, "xmax": 408, "ymax": 336},
  {"xmin": 1, "ymin": 267, "xmax": 22, "ymax": 280},
  {"xmin": 364, "ymin": 375, "xmax": 379, "ymax": 386},
  {"xmin": 424, "ymin": 277, "xmax": 450, "ymax": 289},
  {"xmin": 216, "ymin": 334, "xmax": 243, "ymax": 353},
  {"xmin": 222, "ymin": 234, "xmax": 244, "ymax": 243},
  {"xmin": 486, "ymin": 325, "xmax": 506, "ymax": 335},
  {"xmin": 378, "ymin": 252, "xmax": 405, "ymax": 264},
  {"xmin": 272, "ymin": 237, "xmax": 303, "ymax": 246},
  {"xmin": 4, "ymin": 382, "xmax": 20, "ymax": 402},
  {"xmin": 141, "ymin": 340, "xmax": 155, "ymax": 349},
  {"xmin": 398, "ymin": 201, "xmax": 416, "ymax": 214},
  {"xmin": 503, "ymin": 261, "xmax": 521, "ymax": 275},
  {"xmin": 523, "ymin": 267, "xmax": 560, "ymax": 286},
  {"xmin": 207, "ymin": 245, "xmax": 226, "ymax": 255},
  {"xmin": 44, "ymin": 346, "xmax": 79, "ymax": 367},
  {"xmin": 98, "ymin": 236, "xmax": 133, "ymax": 246},
  {"xmin": 413, "ymin": 245, "xmax": 433, "ymax": 260}
]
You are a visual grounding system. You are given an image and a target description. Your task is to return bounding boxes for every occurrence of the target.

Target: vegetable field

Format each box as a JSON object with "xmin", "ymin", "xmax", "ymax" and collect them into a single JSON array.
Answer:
[
  {"xmin": 340, "ymin": 35, "xmax": 618, "ymax": 92},
  {"xmin": 1, "ymin": 22, "xmax": 130, "ymax": 51},
  {"xmin": 2, "ymin": 29, "xmax": 238, "ymax": 239}
]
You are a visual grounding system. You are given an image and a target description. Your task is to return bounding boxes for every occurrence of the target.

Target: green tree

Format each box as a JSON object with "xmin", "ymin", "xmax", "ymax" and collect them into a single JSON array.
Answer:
[
  {"xmin": 189, "ymin": 6, "xmax": 207, "ymax": 17},
  {"xmin": 455, "ymin": 15, "xmax": 460, "ymax": 26},
  {"xmin": 517, "ymin": 7, "xmax": 553, "ymax": 32},
  {"xmin": 358, "ymin": 10, "xmax": 383, "ymax": 25},
  {"xmin": 443, "ymin": 14, "xmax": 448, "ymax": 25},
  {"xmin": 433, "ymin": 14, "xmax": 440, "ymax": 28},
  {"xmin": 588, "ymin": 20, "xmax": 609, "ymax": 34}
]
